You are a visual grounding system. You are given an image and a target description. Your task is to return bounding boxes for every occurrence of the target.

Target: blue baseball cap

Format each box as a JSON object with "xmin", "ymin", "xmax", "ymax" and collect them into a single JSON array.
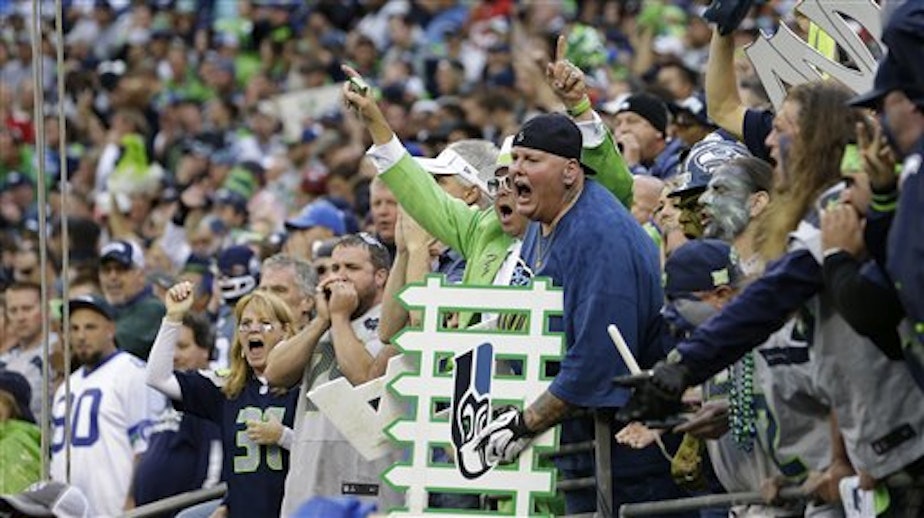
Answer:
[
  {"xmin": 68, "ymin": 294, "xmax": 116, "ymax": 321},
  {"xmin": 0, "ymin": 370, "xmax": 35, "ymax": 423},
  {"xmin": 100, "ymin": 239, "xmax": 145, "ymax": 269},
  {"xmin": 671, "ymin": 134, "xmax": 751, "ymax": 198},
  {"xmin": 669, "ymin": 93, "xmax": 714, "ymax": 128},
  {"xmin": 3, "ymin": 171, "xmax": 33, "ymax": 190},
  {"xmin": 285, "ymin": 200, "xmax": 346, "ymax": 235},
  {"xmin": 214, "ymin": 188, "xmax": 249, "ymax": 214},
  {"xmin": 664, "ymin": 239, "xmax": 740, "ymax": 298},
  {"xmin": 848, "ymin": 56, "xmax": 920, "ymax": 109}
]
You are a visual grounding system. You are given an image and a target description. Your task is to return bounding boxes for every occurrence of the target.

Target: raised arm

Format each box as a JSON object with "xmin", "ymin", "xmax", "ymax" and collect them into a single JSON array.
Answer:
[
  {"xmin": 264, "ymin": 294, "xmax": 330, "ymax": 388},
  {"xmin": 146, "ymin": 282, "xmax": 196, "ymax": 400},
  {"xmin": 545, "ymin": 35, "xmax": 633, "ymax": 207},
  {"xmin": 705, "ymin": 29, "xmax": 747, "ymax": 139},
  {"xmin": 342, "ymin": 66, "xmax": 487, "ymax": 258}
]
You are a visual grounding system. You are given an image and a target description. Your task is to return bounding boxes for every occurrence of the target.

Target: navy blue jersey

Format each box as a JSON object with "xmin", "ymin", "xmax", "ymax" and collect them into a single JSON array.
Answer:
[
  {"xmin": 743, "ymin": 109, "xmax": 773, "ymax": 163},
  {"xmin": 677, "ymin": 249, "xmax": 823, "ymax": 384},
  {"xmin": 175, "ymin": 371, "xmax": 298, "ymax": 518},
  {"xmin": 887, "ymin": 141, "xmax": 924, "ymax": 381},
  {"xmin": 133, "ymin": 403, "xmax": 222, "ymax": 513}
]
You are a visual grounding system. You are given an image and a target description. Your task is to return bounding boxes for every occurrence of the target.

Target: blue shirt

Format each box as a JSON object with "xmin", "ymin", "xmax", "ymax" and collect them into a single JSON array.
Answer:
[
  {"xmin": 743, "ymin": 109, "xmax": 773, "ymax": 163},
  {"xmin": 631, "ymin": 138, "xmax": 685, "ymax": 180},
  {"xmin": 886, "ymin": 137, "xmax": 924, "ymax": 375},
  {"xmin": 133, "ymin": 405, "xmax": 221, "ymax": 513},
  {"xmin": 175, "ymin": 372, "xmax": 298, "ymax": 518},
  {"xmin": 521, "ymin": 180, "xmax": 665, "ymax": 408}
]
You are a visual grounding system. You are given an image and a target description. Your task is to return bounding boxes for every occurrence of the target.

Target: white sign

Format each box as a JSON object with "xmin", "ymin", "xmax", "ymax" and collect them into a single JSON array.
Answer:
[
  {"xmin": 383, "ymin": 276, "xmax": 565, "ymax": 516},
  {"xmin": 309, "ymin": 353, "xmax": 415, "ymax": 461},
  {"xmin": 271, "ymin": 84, "xmax": 343, "ymax": 141},
  {"xmin": 746, "ymin": 0, "xmax": 882, "ymax": 109}
]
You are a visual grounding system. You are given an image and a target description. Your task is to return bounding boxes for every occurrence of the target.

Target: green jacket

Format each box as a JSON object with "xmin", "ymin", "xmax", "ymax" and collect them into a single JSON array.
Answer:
[
  {"xmin": 380, "ymin": 128, "xmax": 632, "ymax": 325},
  {"xmin": 0, "ymin": 419, "xmax": 41, "ymax": 493}
]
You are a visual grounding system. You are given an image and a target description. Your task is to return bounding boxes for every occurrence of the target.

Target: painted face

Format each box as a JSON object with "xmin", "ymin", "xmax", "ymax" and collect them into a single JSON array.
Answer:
[
  {"xmin": 765, "ymin": 99, "xmax": 800, "ymax": 188},
  {"xmin": 509, "ymin": 147, "xmax": 572, "ymax": 225},
  {"xmin": 699, "ymin": 165, "xmax": 754, "ymax": 241}
]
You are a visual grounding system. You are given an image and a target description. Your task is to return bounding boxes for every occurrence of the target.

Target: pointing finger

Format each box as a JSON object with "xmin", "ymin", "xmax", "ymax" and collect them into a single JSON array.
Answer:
[
  {"xmin": 341, "ymin": 64, "xmax": 360, "ymax": 79},
  {"xmin": 555, "ymin": 34, "xmax": 567, "ymax": 63}
]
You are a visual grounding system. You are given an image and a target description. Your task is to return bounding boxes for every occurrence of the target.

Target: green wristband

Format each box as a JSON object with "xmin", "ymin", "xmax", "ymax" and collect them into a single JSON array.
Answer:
[{"xmin": 567, "ymin": 96, "xmax": 592, "ymax": 117}]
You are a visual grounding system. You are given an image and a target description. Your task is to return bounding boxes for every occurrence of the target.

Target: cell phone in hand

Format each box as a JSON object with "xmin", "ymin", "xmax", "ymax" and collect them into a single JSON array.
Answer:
[{"xmin": 348, "ymin": 76, "xmax": 369, "ymax": 96}]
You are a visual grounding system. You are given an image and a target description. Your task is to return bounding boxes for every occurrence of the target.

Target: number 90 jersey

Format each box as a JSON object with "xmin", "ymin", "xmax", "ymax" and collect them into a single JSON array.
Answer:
[{"xmin": 50, "ymin": 351, "xmax": 157, "ymax": 517}]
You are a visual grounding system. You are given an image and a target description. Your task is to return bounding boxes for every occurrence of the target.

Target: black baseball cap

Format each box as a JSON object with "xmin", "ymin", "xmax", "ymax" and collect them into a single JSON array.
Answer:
[
  {"xmin": 68, "ymin": 294, "xmax": 115, "ymax": 321},
  {"xmin": 513, "ymin": 113, "xmax": 596, "ymax": 175}
]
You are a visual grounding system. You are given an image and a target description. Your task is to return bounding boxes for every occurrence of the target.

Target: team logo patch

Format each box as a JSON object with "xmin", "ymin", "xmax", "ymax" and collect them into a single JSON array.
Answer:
[{"xmin": 451, "ymin": 343, "xmax": 494, "ymax": 479}]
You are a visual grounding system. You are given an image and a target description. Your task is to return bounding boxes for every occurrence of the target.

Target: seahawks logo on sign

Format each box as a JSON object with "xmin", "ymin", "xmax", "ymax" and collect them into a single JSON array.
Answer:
[{"xmin": 451, "ymin": 343, "xmax": 494, "ymax": 479}]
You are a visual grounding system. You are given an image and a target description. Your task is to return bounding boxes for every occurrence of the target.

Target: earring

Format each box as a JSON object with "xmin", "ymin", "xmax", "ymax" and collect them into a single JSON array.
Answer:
[{"xmin": 241, "ymin": 348, "xmax": 246, "ymax": 358}]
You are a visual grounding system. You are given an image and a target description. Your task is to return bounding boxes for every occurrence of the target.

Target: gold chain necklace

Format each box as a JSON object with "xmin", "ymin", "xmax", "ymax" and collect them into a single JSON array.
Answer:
[{"xmin": 535, "ymin": 226, "xmax": 557, "ymax": 269}]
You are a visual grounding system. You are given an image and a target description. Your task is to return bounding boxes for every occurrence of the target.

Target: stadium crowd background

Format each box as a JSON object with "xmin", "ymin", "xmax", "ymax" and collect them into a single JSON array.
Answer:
[{"xmin": 1, "ymin": 0, "xmax": 922, "ymax": 517}]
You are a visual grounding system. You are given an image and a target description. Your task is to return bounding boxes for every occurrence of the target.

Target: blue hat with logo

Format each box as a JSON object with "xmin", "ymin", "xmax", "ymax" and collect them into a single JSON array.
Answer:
[
  {"xmin": 671, "ymin": 134, "xmax": 751, "ymax": 198},
  {"xmin": 285, "ymin": 199, "xmax": 346, "ymax": 235},
  {"xmin": 664, "ymin": 239, "xmax": 740, "ymax": 298},
  {"xmin": 68, "ymin": 293, "xmax": 116, "ymax": 321}
]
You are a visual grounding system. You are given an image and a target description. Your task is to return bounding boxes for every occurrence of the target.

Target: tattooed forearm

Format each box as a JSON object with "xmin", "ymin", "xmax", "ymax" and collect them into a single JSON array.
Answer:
[{"xmin": 523, "ymin": 390, "xmax": 577, "ymax": 434}]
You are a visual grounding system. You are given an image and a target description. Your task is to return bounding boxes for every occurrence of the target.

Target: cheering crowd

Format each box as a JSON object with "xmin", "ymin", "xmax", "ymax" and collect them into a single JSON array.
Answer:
[{"xmin": 0, "ymin": 0, "xmax": 922, "ymax": 517}]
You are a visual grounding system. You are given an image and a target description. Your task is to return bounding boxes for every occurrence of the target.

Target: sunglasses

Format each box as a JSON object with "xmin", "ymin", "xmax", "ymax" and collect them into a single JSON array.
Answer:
[{"xmin": 487, "ymin": 175, "xmax": 512, "ymax": 196}]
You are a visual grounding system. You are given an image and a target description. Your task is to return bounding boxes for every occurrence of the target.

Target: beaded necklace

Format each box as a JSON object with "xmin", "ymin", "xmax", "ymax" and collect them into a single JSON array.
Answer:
[{"xmin": 729, "ymin": 352, "xmax": 756, "ymax": 452}]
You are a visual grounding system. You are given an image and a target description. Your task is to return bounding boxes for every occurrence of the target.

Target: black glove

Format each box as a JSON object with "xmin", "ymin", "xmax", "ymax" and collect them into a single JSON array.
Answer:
[
  {"xmin": 615, "ymin": 361, "xmax": 691, "ymax": 424},
  {"xmin": 703, "ymin": 0, "xmax": 756, "ymax": 36},
  {"xmin": 475, "ymin": 405, "xmax": 536, "ymax": 465}
]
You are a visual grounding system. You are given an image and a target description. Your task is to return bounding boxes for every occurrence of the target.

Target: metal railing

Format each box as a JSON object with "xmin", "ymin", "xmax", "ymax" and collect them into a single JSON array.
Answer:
[{"xmin": 122, "ymin": 484, "xmax": 226, "ymax": 518}]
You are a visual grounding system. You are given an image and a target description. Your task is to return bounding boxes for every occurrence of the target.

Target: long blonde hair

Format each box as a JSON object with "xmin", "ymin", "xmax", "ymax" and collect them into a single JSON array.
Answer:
[
  {"xmin": 222, "ymin": 291, "xmax": 295, "ymax": 399},
  {"xmin": 755, "ymin": 81, "xmax": 864, "ymax": 259}
]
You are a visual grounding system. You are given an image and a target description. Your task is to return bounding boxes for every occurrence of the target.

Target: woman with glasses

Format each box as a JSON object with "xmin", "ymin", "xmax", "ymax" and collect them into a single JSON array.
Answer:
[{"xmin": 146, "ymin": 282, "xmax": 298, "ymax": 518}]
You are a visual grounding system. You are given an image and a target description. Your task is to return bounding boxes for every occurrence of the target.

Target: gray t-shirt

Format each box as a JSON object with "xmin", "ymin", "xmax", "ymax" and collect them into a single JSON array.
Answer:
[{"xmin": 280, "ymin": 305, "xmax": 404, "ymax": 516}]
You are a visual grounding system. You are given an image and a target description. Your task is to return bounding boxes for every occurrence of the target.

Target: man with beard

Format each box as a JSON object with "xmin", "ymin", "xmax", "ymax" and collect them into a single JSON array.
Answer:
[
  {"xmin": 698, "ymin": 157, "xmax": 773, "ymax": 277},
  {"xmin": 50, "ymin": 294, "xmax": 156, "ymax": 516},
  {"xmin": 265, "ymin": 233, "xmax": 404, "ymax": 515}
]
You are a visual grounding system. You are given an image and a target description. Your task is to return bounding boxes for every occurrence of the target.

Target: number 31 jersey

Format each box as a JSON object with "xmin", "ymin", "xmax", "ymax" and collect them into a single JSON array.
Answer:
[{"xmin": 50, "ymin": 351, "xmax": 156, "ymax": 517}]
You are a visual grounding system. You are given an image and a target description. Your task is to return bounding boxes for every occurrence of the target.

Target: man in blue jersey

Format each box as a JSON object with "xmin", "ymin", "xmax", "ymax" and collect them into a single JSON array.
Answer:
[{"xmin": 473, "ymin": 113, "xmax": 688, "ymax": 514}]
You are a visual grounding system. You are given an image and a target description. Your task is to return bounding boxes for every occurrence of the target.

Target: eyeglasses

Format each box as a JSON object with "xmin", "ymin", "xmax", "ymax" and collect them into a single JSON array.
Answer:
[
  {"xmin": 487, "ymin": 175, "xmax": 512, "ymax": 196},
  {"xmin": 238, "ymin": 321, "xmax": 275, "ymax": 334}
]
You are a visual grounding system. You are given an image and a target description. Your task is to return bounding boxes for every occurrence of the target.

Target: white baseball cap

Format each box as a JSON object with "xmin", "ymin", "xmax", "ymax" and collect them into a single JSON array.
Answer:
[{"xmin": 415, "ymin": 148, "xmax": 491, "ymax": 196}]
